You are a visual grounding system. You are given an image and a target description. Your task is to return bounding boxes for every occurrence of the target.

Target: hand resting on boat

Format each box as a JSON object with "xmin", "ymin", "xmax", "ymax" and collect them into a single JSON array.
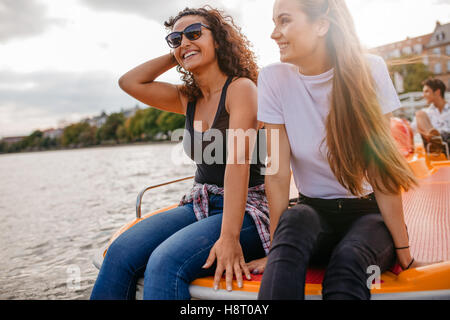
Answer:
[
  {"xmin": 246, "ymin": 257, "xmax": 268, "ymax": 275},
  {"xmin": 202, "ymin": 236, "xmax": 252, "ymax": 291}
]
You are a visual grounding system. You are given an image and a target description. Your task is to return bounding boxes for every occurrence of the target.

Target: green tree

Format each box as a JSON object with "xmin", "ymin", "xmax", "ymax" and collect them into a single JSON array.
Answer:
[
  {"xmin": 97, "ymin": 112, "xmax": 125, "ymax": 143},
  {"xmin": 126, "ymin": 109, "xmax": 146, "ymax": 141},
  {"xmin": 20, "ymin": 130, "xmax": 44, "ymax": 150},
  {"xmin": 156, "ymin": 112, "xmax": 186, "ymax": 134},
  {"xmin": 0, "ymin": 141, "xmax": 7, "ymax": 153},
  {"xmin": 116, "ymin": 124, "xmax": 128, "ymax": 142},
  {"xmin": 40, "ymin": 137, "xmax": 51, "ymax": 149},
  {"xmin": 389, "ymin": 59, "xmax": 433, "ymax": 93},
  {"xmin": 8, "ymin": 142, "xmax": 21, "ymax": 153},
  {"xmin": 78, "ymin": 125, "xmax": 97, "ymax": 146},
  {"xmin": 62, "ymin": 122, "xmax": 95, "ymax": 147},
  {"xmin": 142, "ymin": 108, "xmax": 163, "ymax": 139}
]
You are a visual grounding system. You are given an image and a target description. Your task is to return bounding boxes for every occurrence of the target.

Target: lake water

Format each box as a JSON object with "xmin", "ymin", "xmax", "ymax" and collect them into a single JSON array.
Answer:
[{"xmin": 0, "ymin": 143, "xmax": 196, "ymax": 300}]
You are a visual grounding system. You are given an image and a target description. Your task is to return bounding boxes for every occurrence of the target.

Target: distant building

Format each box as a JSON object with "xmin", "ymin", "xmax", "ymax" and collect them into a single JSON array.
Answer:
[
  {"xmin": 84, "ymin": 106, "xmax": 141, "ymax": 128},
  {"xmin": 371, "ymin": 33, "xmax": 432, "ymax": 61},
  {"xmin": 426, "ymin": 21, "xmax": 450, "ymax": 88},
  {"xmin": 86, "ymin": 111, "xmax": 108, "ymax": 128},
  {"xmin": 1, "ymin": 136, "xmax": 26, "ymax": 144},
  {"xmin": 370, "ymin": 21, "xmax": 450, "ymax": 90},
  {"xmin": 122, "ymin": 105, "xmax": 140, "ymax": 119},
  {"xmin": 42, "ymin": 128, "xmax": 64, "ymax": 139}
]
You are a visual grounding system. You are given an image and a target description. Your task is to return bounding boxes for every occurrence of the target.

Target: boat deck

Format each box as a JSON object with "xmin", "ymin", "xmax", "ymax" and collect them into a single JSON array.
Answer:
[{"xmin": 404, "ymin": 166, "xmax": 449, "ymax": 263}]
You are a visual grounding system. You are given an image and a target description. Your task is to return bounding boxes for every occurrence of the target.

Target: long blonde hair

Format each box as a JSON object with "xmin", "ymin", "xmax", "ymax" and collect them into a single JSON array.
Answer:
[{"xmin": 298, "ymin": 0, "xmax": 417, "ymax": 196}]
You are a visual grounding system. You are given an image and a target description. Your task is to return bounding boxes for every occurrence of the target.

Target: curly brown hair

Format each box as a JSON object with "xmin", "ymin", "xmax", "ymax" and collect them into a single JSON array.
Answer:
[{"xmin": 164, "ymin": 6, "xmax": 259, "ymax": 102}]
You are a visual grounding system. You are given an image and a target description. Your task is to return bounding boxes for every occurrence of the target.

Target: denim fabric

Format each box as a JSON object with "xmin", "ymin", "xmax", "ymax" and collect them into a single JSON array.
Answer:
[
  {"xmin": 90, "ymin": 194, "xmax": 265, "ymax": 300},
  {"xmin": 258, "ymin": 193, "xmax": 396, "ymax": 300}
]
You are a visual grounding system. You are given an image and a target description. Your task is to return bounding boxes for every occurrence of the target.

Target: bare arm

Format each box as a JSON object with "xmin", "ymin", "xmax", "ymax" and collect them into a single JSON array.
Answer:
[
  {"xmin": 118, "ymin": 53, "xmax": 187, "ymax": 115},
  {"xmin": 375, "ymin": 112, "xmax": 424, "ymax": 268},
  {"xmin": 265, "ymin": 123, "xmax": 292, "ymax": 242},
  {"xmin": 373, "ymin": 189, "xmax": 414, "ymax": 269},
  {"xmin": 202, "ymin": 78, "xmax": 259, "ymax": 291},
  {"xmin": 245, "ymin": 123, "xmax": 292, "ymax": 275},
  {"xmin": 374, "ymin": 184, "xmax": 434, "ymax": 269},
  {"xmin": 220, "ymin": 82, "xmax": 256, "ymax": 246}
]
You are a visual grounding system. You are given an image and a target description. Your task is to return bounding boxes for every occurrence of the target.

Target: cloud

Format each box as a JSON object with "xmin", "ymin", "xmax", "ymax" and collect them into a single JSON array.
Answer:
[
  {"xmin": 0, "ymin": 0, "xmax": 62, "ymax": 43},
  {"xmin": 346, "ymin": 0, "xmax": 450, "ymax": 48},
  {"xmin": 432, "ymin": 0, "xmax": 450, "ymax": 4},
  {"xmin": 0, "ymin": 70, "xmax": 137, "ymax": 137},
  {"xmin": 79, "ymin": 0, "xmax": 244, "ymax": 25}
]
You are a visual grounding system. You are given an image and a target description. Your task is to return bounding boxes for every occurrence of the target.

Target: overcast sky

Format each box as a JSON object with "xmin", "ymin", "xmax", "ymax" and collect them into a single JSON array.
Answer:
[{"xmin": 1, "ymin": 0, "xmax": 450, "ymax": 138}]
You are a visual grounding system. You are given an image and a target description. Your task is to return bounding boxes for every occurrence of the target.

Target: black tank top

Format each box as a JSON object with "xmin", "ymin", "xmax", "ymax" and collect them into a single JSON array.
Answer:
[{"xmin": 183, "ymin": 76, "xmax": 266, "ymax": 188}]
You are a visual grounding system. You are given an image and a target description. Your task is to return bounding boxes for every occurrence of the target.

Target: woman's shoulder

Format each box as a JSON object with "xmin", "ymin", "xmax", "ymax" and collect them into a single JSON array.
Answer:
[
  {"xmin": 364, "ymin": 53, "xmax": 388, "ymax": 72},
  {"xmin": 226, "ymin": 77, "xmax": 257, "ymax": 113},
  {"xmin": 260, "ymin": 62, "xmax": 298, "ymax": 78},
  {"xmin": 364, "ymin": 53, "xmax": 392, "ymax": 84},
  {"xmin": 227, "ymin": 77, "xmax": 257, "ymax": 98},
  {"xmin": 229, "ymin": 76, "xmax": 256, "ymax": 89}
]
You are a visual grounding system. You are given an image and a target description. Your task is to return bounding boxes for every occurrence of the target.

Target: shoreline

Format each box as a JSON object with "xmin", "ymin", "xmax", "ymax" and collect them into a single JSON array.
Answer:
[{"xmin": 0, "ymin": 140, "xmax": 179, "ymax": 156}]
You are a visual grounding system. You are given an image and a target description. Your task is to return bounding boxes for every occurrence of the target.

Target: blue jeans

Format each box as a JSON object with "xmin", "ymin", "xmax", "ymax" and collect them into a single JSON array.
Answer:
[{"xmin": 90, "ymin": 194, "xmax": 265, "ymax": 300}]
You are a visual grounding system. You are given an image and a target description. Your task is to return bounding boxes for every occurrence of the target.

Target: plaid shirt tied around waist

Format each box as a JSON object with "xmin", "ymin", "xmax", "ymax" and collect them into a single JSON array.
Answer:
[{"xmin": 179, "ymin": 182, "xmax": 270, "ymax": 255}]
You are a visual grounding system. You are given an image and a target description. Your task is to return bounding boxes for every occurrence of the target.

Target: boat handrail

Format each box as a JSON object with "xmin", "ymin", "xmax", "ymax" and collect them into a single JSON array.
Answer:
[{"xmin": 136, "ymin": 176, "xmax": 195, "ymax": 219}]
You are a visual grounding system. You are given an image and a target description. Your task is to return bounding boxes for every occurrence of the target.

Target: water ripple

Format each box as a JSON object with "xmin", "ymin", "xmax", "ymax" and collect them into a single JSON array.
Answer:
[{"xmin": 0, "ymin": 143, "xmax": 195, "ymax": 299}]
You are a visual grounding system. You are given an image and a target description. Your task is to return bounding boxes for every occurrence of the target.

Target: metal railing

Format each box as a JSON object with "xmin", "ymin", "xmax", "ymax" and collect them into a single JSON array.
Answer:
[
  {"xmin": 135, "ymin": 176, "xmax": 195, "ymax": 219},
  {"xmin": 398, "ymin": 92, "xmax": 450, "ymax": 108}
]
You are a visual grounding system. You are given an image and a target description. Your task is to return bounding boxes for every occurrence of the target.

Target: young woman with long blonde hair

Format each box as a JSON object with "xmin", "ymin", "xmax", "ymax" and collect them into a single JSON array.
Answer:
[{"xmin": 251, "ymin": 0, "xmax": 424, "ymax": 300}]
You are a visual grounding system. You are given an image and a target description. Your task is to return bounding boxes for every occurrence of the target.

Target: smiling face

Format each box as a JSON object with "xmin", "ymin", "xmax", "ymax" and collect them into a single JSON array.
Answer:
[
  {"xmin": 272, "ymin": 0, "xmax": 328, "ymax": 66},
  {"xmin": 171, "ymin": 15, "xmax": 217, "ymax": 73}
]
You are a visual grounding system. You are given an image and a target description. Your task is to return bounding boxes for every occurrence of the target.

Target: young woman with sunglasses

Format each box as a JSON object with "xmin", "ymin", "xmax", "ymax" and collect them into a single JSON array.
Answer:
[
  {"xmin": 250, "ymin": 0, "xmax": 428, "ymax": 300},
  {"xmin": 90, "ymin": 7, "xmax": 269, "ymax": 300}
]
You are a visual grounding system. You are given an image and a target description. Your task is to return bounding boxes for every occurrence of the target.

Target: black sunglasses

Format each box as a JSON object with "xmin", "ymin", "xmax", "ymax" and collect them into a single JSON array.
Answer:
[{"xmin": 165, "ymin": 23, "xmax": 211, "ymax": 49}]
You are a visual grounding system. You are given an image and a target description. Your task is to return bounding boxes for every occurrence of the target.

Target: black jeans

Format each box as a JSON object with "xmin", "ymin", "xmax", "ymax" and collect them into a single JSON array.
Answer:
[{"xmin": 258, "ymin": 193, "xmax": 396, "ymax": 300}]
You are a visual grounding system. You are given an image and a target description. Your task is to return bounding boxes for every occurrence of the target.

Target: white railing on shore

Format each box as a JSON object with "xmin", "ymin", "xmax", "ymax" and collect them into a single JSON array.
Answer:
[
  {"xmin": 399, "ymin": 92, "xmax": 427, "ymax": 109},
  {"xmin": 399, "ymin": 91, "xmax": 450, "ymax": 108},
  {"xmin": 397, "ymin": 92, "xmax": 450, "ymax": 119}
]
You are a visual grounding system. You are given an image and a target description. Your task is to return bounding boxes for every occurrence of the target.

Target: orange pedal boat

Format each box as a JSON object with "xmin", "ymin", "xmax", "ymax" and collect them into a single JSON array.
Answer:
[{"xmin": 93, "ymin": 143, "xmax": 450, "ymax": 300}]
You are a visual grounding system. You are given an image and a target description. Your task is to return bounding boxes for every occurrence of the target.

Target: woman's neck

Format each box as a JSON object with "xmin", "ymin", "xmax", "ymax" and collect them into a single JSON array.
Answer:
[
  {"xmin": 192, "ymin": 62, "xmax": 228, "ymax": 100},
  {"xmin": 294, "ymin": 44, "xmax": 333, "ymax": 76}
]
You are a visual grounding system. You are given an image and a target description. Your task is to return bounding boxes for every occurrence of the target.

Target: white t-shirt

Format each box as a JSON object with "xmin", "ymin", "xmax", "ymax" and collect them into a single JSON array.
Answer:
[{"xmin": 258, "ymin": 54, "xmax": 401, "ymax": 199}]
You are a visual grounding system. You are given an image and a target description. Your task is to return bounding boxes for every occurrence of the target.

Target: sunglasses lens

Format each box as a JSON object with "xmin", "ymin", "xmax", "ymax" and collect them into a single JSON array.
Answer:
[
  {"xmin": 166, "ymin": 24, "xmax": 206, "ymax": 48},
  {"xmin": 167, "ymin": 33, "xmax": 182, "ymax": 48},
  {"xmin": 185, "ymin": 25, "xmax": 202, "ymax": 41}
]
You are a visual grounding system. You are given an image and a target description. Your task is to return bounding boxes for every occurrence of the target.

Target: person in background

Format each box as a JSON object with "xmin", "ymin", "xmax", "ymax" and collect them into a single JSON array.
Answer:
[
  {"xmin": 390, "ymin": 117, "xmax": 415, "ymax": 158},
  {"xmin": 411, "ymin": 78, "xmax": 450, "ymax": 155}
]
